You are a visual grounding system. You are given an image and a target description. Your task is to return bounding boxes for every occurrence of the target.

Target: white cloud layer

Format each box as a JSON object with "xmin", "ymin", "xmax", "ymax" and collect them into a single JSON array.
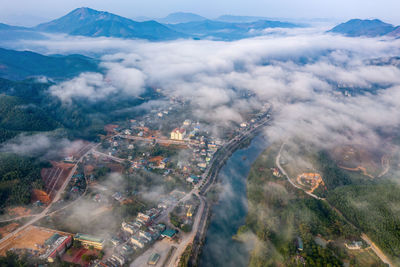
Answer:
[{"xmin": 13, "ymin": 31, "xmax": 400, "ymax": 148}]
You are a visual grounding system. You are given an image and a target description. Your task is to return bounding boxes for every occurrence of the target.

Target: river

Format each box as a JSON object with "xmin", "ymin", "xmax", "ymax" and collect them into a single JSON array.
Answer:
[{"xmin": 199, "ymin": 134, "xmax": 268, "ymax": 267}]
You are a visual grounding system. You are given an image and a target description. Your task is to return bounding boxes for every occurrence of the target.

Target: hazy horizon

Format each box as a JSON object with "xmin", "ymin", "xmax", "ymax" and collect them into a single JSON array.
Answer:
[{"xmin": 0, "ymin": 0, "xmax": 399, "ymax": 27}]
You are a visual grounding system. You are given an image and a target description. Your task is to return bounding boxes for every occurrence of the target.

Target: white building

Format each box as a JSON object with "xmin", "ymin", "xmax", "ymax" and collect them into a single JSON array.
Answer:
[{"xmin": 170, "ymin": 128, "xmax": 186, "ymax": 140}]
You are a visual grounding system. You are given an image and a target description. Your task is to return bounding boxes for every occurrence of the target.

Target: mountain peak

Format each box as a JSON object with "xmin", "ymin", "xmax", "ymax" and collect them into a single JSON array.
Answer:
[
  {"xmin": 157, "ymin": 12, "xmax": 207, "ymax": 24},
  {"xmin": 66, "ymin": 7, "xmax": 106, "ymax": 19},
  {"xmin": 329, "ymin": 18, "xmax": 396, "ymax": 37},
  {"xmin": 34, "ymin": 7, "xmax": 186, "ymax": 40}
]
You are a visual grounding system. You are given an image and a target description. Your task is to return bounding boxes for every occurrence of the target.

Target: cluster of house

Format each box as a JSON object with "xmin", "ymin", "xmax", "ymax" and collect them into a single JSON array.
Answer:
[
  {"xmin": 103, "ymin": 119, "xmax": 225, "ymax": 190},
  {"xmin": 120, "ymin": 208, "xmax": 174, "ymax": 248},
  {"xmin": 190, "ymin": 135, "xmax": 220, "ymax": 170},
  {"xmin": 69, "ymin": 173, "xmax": 86, "ymax": 198},
  {"xmin": 131, "ymin": 156, "xmax": 169, "ymax": 171},
  {"xmin": 95, "ymin": 207, "xmax": 177, "ymax": 267}
]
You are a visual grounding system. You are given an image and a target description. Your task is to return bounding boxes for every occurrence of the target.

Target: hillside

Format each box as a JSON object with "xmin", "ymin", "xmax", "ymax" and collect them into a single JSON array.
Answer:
[
  {"xmin": 329, "ymin": 19, "xmax": 397, "ymax": 37},
  {"xmin": 0, "ymin": 95, "xmax": 59, "ymax": 142},
  {"xmin": 0, "ymin": 23, "xmax": 45, "ymax": 42},
  {"xmin": 0, "ymin": 95, "xmax": 58, "ymax": 131},
  {"xmin": 35, "ymin": 7, "xmax": 186, "ymax": 40},
  {"xmin": 0, "ymin": 23, "xmax": 26, "ymax": 31},
  {"xmin": 242, "ymin": 145, "xmax": 385, "ymax": 266},
  {"xmin": 0, "ymin": 47, "xmax": 99, "ymax": 80},
  {"xmin": 387, "ymin": 26, "xmax": 400, "ymax": 38}
]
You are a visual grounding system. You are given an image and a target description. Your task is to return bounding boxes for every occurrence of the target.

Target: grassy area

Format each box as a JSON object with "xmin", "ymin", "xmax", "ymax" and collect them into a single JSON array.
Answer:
[{"xmin": 349, "ymin": 249, "xmax": 386, "ymax": 267}]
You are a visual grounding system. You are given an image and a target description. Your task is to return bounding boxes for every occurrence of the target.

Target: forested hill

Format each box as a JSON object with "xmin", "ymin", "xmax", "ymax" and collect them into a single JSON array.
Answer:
[
  {"xmin": 0, "ymin": 153, "xmax": 49, "ymax": 210},
  {"xmin": 0, "ymin": 95, "xmax": 59, "ymax": 132},
  {"xmin": 0, "ymin": 47, "xmax": 99, "ymax": 80},
  {"xmin": 0, "ymin": 77, "xmax": 162, "ymax": 143}
]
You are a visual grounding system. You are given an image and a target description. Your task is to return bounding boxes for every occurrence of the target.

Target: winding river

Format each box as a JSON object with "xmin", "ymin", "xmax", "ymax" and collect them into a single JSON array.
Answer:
[{"xmin": 199, "ymin": 134, "xmax": 268, "ymax": 267}]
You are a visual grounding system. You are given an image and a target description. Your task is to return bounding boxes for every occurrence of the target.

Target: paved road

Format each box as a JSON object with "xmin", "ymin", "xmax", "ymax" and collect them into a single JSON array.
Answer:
[
  {"xmin": 92, "ymin": 150, "xmax": 127, "ymax": 163},
  {"xmin": 276, "ymin": 143, "xmax": 394, "ymax": 267},
  {"xmin": 119, "ymin": 135, "xmax": 191, "ymax": 146},
  {"xmin": 169, "ymin": 192, "xmax": 205, "ymax": 267}
]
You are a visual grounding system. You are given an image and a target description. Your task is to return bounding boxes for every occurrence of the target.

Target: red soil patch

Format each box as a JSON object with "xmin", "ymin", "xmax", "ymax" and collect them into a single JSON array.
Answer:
[
  {"xmin": 6, "ymin": 207, "xmax": 31, "ymax": 217},
  {"xmin": 0, "ymin": 223, "xmax": 19, "ymax": 237},
  {"xmin": 331, "ymin": 145, "xmax": 383, "ymax": 176},
  {"xmin": 32, "ymin": 189, "xmax": 51, "ymax": 204},
  {"xmin": 104, "ymin": 124, "xmax": 119, "ymax": 134},
  {"xmin": 41, "ymin": 161, "xmax": 74, "ymax": 199},
  {"xmin": 149, "ymin": 156, "xmax": 164, "ymax": 164}
]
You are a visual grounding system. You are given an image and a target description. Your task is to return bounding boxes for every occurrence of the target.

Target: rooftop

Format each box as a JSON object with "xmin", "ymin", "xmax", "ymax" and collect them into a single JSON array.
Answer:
[
  {"xmin": 75, "ymin": 233, "xmax": 104, "ymax": 243},
  {"xmin": 161, "ymin": 229, "xmax": 177, "ymax": 238}
]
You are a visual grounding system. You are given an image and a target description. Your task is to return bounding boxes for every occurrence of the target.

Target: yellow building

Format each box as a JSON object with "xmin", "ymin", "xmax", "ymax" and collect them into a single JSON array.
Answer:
[
  {"xmin": 74, "ymin": 233, "xmax": 104, "ymax": 250},
  {"xmin": 186, "ymin": 205, "xmax": 193, "ymax": 217},
  {"xmin": 170, "ymin": 128, "xmax": 186, "ymax": 140}
]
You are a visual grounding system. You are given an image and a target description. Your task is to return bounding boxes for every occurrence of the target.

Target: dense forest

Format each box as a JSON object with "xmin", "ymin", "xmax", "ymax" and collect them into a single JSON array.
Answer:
[
  {"xmin": 252, "ymin": 144, "xmax": 400, "ymax": 265},
  {"xmin": 316, "ymin": 151, "xmax": 352, "ymax": 191},
  {"xmin": 242, "ymin": 145, "xmax": 375, "ymax": 267},
  {"xmin": 314, "ymin": 149, "xmax": 400, "ymax": 260},
  {"xmin": 328, "ymin": 183, "xmax": 400, "ymax": 258},
  {"xmin": 0, "ymin": 153, "xmax": 49, "ymax": 211},
  {"xmin": 0, "ymin": 95, "xmax": 59, "ymax": 131}
]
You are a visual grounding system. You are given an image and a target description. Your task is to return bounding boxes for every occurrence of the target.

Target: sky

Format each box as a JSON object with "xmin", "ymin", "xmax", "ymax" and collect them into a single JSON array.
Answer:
[{"xmin": 0, "ymin": 0, "xmax": 399, "ymax": 26}]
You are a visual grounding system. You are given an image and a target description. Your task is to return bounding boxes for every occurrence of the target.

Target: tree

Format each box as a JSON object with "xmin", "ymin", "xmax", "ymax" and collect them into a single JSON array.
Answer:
[
  {"xmin": 72, "ymin": 240, "xmax": 82, "ymax": 248},
  {"xmin": 0, "ymin": 251, "xmax": 27, "ymax": 267}
]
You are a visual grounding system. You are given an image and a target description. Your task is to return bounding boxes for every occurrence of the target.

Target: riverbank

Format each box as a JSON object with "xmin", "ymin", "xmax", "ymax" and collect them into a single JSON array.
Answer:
[{"xmin": 197, "ymin": 135, "xmax": 268, "ymax": 267}]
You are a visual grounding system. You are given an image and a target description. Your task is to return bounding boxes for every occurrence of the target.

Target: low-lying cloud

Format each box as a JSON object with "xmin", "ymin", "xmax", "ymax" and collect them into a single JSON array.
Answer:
[
  {"xmin": 0, "ymin": 133, "xmax": 85, "ymax": 159},
  {"xmin": 7, "ymin": 30, "xmax": 400, "ymax": 149}
]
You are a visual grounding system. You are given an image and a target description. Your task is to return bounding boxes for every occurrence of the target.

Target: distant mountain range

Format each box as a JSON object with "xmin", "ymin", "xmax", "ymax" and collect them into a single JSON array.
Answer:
[
  {"xmin": 167, "ymin": 19, "xmax": 299, "ymax": 40},
  {"xmin": 1, "ymin": 8, "xmax": 398, "ymax": 41},
  {"xmin": 156, "ymin": 12, "xmax": 207, "ymax": 24},
  {"xmin": 0, "ymin": 7, "xmax": 301, "ymax": 41},
  {"xmin": 0, "ymin": 47, "xmax": 99, "ymax": 80},
  {"xmin": 215, "ymin": 15, "xmax": 272, "ymax": 23},
  {"xmin": 329, "ymin": 19, "xmax": 400, "ymax": 37},
  {"xmin": 0, "ymin": 22, "xmax": 46, "ymax": 41}
]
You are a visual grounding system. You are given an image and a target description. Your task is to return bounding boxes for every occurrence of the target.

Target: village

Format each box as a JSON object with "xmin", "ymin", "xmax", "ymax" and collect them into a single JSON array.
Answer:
[{"xmin": 0, "ymin": 99, "xmax": 271, "ymax": 267}]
